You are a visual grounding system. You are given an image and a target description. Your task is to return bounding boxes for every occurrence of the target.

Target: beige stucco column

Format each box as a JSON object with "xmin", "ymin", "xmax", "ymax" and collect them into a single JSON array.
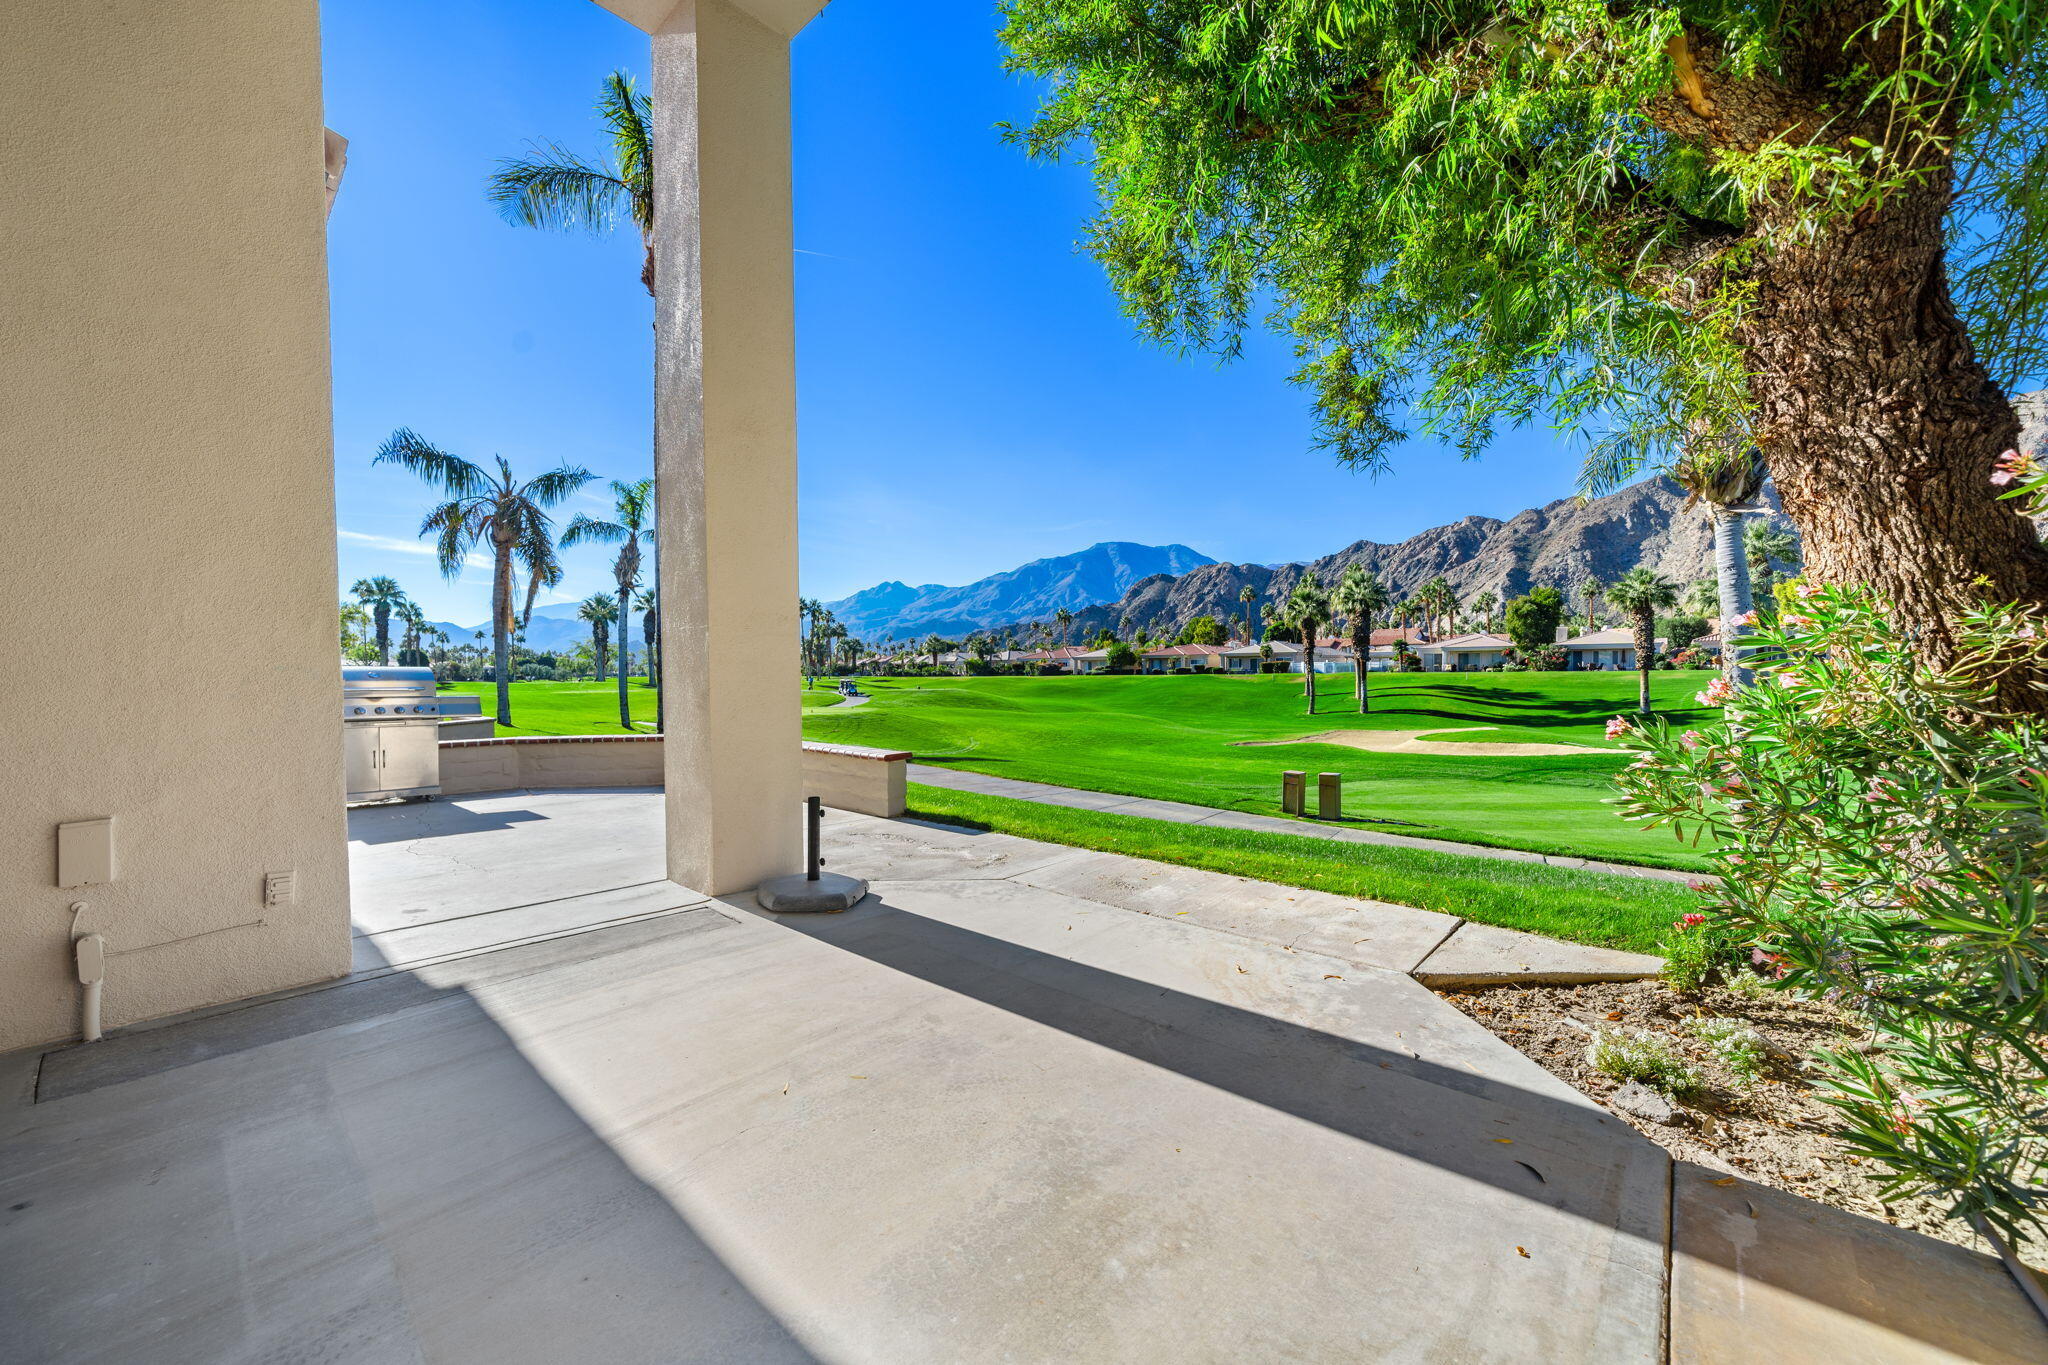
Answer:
[{"xmin": 648, "ymin": 0, "xmax": 808, "ymax": 894}]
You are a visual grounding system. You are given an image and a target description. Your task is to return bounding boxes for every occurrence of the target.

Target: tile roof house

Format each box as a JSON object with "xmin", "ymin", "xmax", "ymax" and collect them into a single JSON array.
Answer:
[
  {"xmin": 1414, "ymin": 633, "xmax": 1515, "ymax": 671},
  {"xmin": 1562, "ymin": 628, "xmax": 1667, "ymax": 670},
  {"xmin": 1140, "ymin": 643, "xmax": 1229, "ymax": 672}
]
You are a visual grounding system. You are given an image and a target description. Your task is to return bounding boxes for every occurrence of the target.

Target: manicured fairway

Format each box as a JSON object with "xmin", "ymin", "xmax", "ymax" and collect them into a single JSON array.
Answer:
[
  {"xmin": 436, "ymin": 678, "xmax": 840, "ymax": 738},
  {"xmin": 804, "ymin": 671, "xmax": 1718, "ymax": 870},
  {"xmin": 907, "ymin": 784, "xmax": 1691, "ymax": 952}
]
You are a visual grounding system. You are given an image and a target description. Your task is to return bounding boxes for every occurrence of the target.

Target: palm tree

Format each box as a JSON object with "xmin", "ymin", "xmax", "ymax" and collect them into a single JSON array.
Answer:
[
  {"xmin": 489, "ymin": 71, "xmax": 654, "ymax": 296},
  {"xmin": 635, "ymin": 587, "xmax": 659, "ymax": 687},
  {"xmin": 491, "ymin": 71, "xmax": 663, "ymax": 727},
  {"xmin": 1745, "ymin": 522, "xmax": 1800, "ymax": 611},
  {"xmin": 394, "ymin": 601, "xmax": 428, "ymax": 661},
  {"xmin": 1682, "ymin": 576, "xmax": 1721, "ymax": 619},
  {"xmin": 1239, "ymin": 583, "xmax": 1259, "ymax": 640},
  {"xmin": 350, "ymin": 576, "xmax": 407, "ymax": 664},
  {"xmin": 922, "ymin": 634, "xmax": 954, "ymax": 669},
  {"xmin": 563, "ymin": 479, "xmax": 655, "ymax": 728},
  {"xmin": 579, "ymin": 593, "xmax": 618, "ymax": 681},
  {"xmin": 1333, "ymin": 565, "xmax": 1392, "ymax": 712},
  {"xmin": 1468, "ymin": 590, "xmax": 1498, "ymax": 633},
  {"xmin": 1605, "ymin": 567, "xmax": 1680, "ymax": 714},
  {"xmin": 1674, "ymin": 440, "xmax": 1767, "ymax": 684},
  {"xmin": 1581, "ymin": 577, "xmax": 1606, "ymax": 630},
  {"xmin": 375, "ymin": 428, "xmax": 594, "ymax": 727},
  {"xmin": 1054, "ymin": 607, "xmax": 1074, "ymax": 645},
  {"xmin": 1276, "ymin": 572, "xmax": 1331, "ymax": 714}
]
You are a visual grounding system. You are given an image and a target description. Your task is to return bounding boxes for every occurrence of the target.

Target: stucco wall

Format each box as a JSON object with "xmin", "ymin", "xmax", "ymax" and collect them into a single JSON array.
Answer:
[
  {"xmin": 436, "ymin": 737, "xmax": 908, "ymax": 819},
  {"xmin": 439, "ymin": 737, "xmax": 669, "ymax": 794},
  {"xmin": 0, "ymin": 0, "xmax": 350, "ymax": 1049}
]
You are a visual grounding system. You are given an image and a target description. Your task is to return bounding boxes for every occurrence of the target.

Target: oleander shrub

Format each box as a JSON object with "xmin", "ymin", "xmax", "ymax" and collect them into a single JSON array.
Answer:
[{"xmin": 1609, "ymin": 585, "xmax": 2048, "ymax": 1241}]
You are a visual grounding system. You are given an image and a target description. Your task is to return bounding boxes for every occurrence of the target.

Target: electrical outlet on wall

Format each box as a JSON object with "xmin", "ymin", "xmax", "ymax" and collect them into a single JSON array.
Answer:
[{"xmin": 263, "ymin": 870, "xmax": 296, "ymax": 908}]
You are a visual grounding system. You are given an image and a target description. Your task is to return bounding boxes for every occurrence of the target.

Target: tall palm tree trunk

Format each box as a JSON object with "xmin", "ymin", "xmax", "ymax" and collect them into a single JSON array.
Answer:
[
  {"xmin": 617, "ymin": 569, "xmax": 634, "ymax": 728},
  {"xmin": 1632, "ymin": 610, "xmax": 1654, "ymax": 714},
  {"xmin": 491, "ymin": 545, "xmax": 514, "ymax": 728},
  {"xmin": 1711, "ymin": 508, "xmax": 1755, "ymax": 685},
  {"xmin": 1303, "ymin": 640, "xmax": 1317, "ymax": 715},
  {"xmin": 374, "ymin": 606, "xmax": 392, "ymax": 665}
]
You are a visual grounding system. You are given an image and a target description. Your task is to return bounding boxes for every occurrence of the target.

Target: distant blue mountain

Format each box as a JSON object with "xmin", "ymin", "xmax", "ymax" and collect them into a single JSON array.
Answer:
[
  {"xmin": 823, "ymin": 542, "xmax": 1217, "ymax": 642},
  {"xmin": 421, "ymin": 601, "xmax": 635, "ymax": 657}
]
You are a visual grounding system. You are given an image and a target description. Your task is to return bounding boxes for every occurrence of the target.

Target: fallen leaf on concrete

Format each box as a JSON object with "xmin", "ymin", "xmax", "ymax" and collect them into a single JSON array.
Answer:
[
  {"xmin": 1516, "ymin": 1247, "xmax": 1530, "ymax": 1258},
  {"xmin": 1711, "ymin": 1177, "xmax": 1738, "ymax": 1187},
  {"xmin": 1515, "ymin": 1161, "xmax": 1546, "ymax": 1183},
  {"xmin": 1605, "ymin": 1010, "xmax": 1624, "ymax": 1021},
  {"xmin": 1324, "ymin": 974, "xmax": 1343, "ymax": 980},
  {"xmin": 1494, "ymin": 1138, "xmax": 1514, "ymax": 1145},
  {"xmin": 1235, "ymin": 965, "xmax": 1247, "ymax": 974}
]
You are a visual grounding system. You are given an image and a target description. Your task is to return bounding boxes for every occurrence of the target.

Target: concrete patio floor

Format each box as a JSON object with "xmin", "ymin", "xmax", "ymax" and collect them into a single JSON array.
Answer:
[{"xmin": 3, "ymin": 789, "xmax": 2041, "ymax": 1363}]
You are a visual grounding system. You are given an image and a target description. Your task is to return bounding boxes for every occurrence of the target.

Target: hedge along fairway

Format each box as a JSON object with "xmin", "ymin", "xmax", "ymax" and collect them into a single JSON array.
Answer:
[{"xmin": 805, "ymin": 670, "xmax": 1720, "ymax": 870}]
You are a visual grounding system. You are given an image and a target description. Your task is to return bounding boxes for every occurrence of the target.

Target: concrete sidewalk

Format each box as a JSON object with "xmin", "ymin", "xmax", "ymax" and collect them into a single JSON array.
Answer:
[
  {"xmin": 909, "ymin": 762, "xmax": 1703, "ymax": 883},
  {"xmin": 3, "ymin": 791, "xmax": 2038, "ymax": 1363}
]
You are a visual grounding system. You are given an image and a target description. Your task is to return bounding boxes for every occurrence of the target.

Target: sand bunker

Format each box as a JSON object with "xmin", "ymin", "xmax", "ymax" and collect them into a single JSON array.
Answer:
[{"xmin": 1236, "ymin": 725, "xmax": 1609, "ymax": 757}]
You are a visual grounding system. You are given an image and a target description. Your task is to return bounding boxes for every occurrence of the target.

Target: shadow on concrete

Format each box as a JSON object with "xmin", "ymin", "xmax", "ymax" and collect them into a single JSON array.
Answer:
[
  {"xmin": 347, "ymin": 799, "xmax": 549, "ymax": 844},
  {"xmin": 6, "ymin": 915, "xmax": 813, "ymax": 1364},
  {"xmin": 765, "ymin": 890, "xmax": 2043, "ymax": 1361}
]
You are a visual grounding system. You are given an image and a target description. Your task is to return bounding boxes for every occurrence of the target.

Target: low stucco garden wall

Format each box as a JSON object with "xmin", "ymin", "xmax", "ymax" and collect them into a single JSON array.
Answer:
[{"xmin": 438, "ymin": 735, "xmax": 908, "ymax": 818}]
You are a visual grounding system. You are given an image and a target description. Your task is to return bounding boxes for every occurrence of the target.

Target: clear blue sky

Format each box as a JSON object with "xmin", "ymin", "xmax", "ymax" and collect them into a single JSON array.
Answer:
[{"xmin": 326, "ymin": 0, "xmax": 1592, "ymax": 625}]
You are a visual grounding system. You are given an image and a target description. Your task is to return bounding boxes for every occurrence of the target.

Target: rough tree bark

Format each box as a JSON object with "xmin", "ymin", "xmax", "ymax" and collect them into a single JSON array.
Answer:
[{"xmin": 1734, "ymin": 174, "xmax": 2048, "ymax": 664}]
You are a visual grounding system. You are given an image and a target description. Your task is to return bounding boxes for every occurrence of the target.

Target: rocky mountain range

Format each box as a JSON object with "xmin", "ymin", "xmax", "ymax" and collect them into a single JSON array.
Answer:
[
  {"xmin": 824, "ymin": 541, "xmax": 1215, "ymax": 641},
  {"xmin": 999, "ymin": 476, "xmax": 1797, "ymax": 644}
]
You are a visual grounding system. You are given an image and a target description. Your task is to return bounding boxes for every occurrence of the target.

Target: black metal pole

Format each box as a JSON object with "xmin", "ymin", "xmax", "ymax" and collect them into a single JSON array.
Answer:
[{"xmin": 806, "ymin": 795, "xmax": 822, "ymax": 881}]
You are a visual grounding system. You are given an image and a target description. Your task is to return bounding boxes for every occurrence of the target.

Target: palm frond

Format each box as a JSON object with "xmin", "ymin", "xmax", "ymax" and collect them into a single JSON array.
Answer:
[
  {"xmin": 375, "ymin": 429, "xmax": 489, "ymax": 497},
  {"xmin": 524, "ymin": 465, "xmax": 596, "ymax": 507},
  {"xmin": 561, "ymin": 513, "xmax": 627, "ymax": 548},
  {"xmin": 427, "ymin": 505, "xmax": 476, "ymax": 582},
  {"xmin": 487, "ymin": 143, "xmax": 630, "ymax": 233},
  {"xmin": 598, "ymin": 72, "xmax": 655, "ymax": 231}
]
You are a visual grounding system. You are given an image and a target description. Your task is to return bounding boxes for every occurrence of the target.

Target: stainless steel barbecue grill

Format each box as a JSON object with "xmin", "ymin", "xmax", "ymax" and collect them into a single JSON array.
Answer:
[{"xmin": 342, "ymin": 666, "xmax": 442, "ymax": 802}]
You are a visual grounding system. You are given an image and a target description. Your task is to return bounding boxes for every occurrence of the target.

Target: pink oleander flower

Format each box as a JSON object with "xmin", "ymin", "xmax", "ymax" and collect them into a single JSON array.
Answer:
[
  {"xmin": 1796, "ymin": 583, "xmax": 1825, "ymax": 600},
  {"xmin": 1696, "ymin": 677, "xmax": 1736, "ymax": 706},
  {"xmin": 1992, "ymin": 449, "xmax": 2033, "ymax": 487},
  {"xmin": 1751, "ymin": 947, "xmax": 1789, "ymax": 979},
  {"xmin": 1671, "ymin": 912, "xmax": 1709, "ymax": 930},
  {"xmin": 1783, "ymin": 613, "xmax": 1817, "ymax": 630},
  {"xmin": 1604, "ymin": 715, "xmax": 1632, "ymax": 740},
  {"xmin": 1732, "ymin": 610, "xmax": 1759, "ymax": 627},
  {"xmin": 1679, "ymin": 729, "xmax": 1703, "ymax": 750},
  {"xmin": 1687, "ymin": 880, "xmax": 1715, "ymax": 894}
]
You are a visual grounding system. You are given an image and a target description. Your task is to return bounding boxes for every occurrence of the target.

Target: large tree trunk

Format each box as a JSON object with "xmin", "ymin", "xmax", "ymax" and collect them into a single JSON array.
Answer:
[
  {"xmin": 374, "ymin": 605, "xmax": 391, "ymax": 665},
  {"xmin": 618, "ymin": 570, "xmax": 634, "ymax": 729},
  {"xmin": 1734, "ymin": 174, "xmax": 2048, "ymax": 706},
  {"xmin": 1633, "ymin": 610, "xmax": 1654, "ymax": 714},
  {"xmin": 1711, "ymin": 508, "xmax": 1755, "ymax": 685},
  {"xmin": 491, "ymin": 549, "xmax": 514, "ymax": 728}
]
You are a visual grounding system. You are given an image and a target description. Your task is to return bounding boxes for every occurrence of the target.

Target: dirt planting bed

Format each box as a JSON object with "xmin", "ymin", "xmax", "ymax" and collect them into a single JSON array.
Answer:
[{"xmin": 1436, "ymin": 976, "xmax": 2013, "ymax": 1257}]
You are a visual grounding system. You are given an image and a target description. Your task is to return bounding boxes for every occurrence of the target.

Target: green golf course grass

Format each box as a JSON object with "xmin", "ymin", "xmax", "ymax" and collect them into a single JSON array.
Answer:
[
  {"xmin": 435, "ymin": 678, "xmax": 841, "ymax": 737},
  {"xmin": 906, "ymin": 784, "xmax": 1690, "ymax": 952},
  {"xmin": 804, "ymin": 670, "xmax": 1716, "ymax": 871}
]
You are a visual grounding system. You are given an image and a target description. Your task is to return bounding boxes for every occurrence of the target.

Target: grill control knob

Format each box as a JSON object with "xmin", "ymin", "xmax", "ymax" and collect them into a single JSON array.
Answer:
[{"xmin": 374, "ymin": 706, "xmax": 386, "ymax": 714}]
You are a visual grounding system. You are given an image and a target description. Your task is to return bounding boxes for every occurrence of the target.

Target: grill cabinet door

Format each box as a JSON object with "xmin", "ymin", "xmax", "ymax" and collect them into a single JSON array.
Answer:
[
  {"xmin": 377, "ymin": 721, "xmax": 440, "ymax": 793},
  {"xmin": 344, "ymin": 723, "xmax": 382, "ymax": 798}
]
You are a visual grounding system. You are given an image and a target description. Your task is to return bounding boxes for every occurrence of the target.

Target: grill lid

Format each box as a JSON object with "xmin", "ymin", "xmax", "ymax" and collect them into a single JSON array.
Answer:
[{"xmin": 342, "ymin": 666, "xmax": 436, "ymax": 704}]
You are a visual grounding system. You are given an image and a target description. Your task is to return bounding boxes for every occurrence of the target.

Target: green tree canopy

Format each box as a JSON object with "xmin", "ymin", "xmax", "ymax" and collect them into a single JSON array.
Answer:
[
  {"xmin": 1002, "ymin": 0, "xmax": 2048, "ymax": 675},
  {"xmin": 1504, "ymin": 587, "xmax": 1567, "ymax": 655},
  {"xmin": 1177, "ymin": 614, "xmax": 1227, "ymax": 645}
]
